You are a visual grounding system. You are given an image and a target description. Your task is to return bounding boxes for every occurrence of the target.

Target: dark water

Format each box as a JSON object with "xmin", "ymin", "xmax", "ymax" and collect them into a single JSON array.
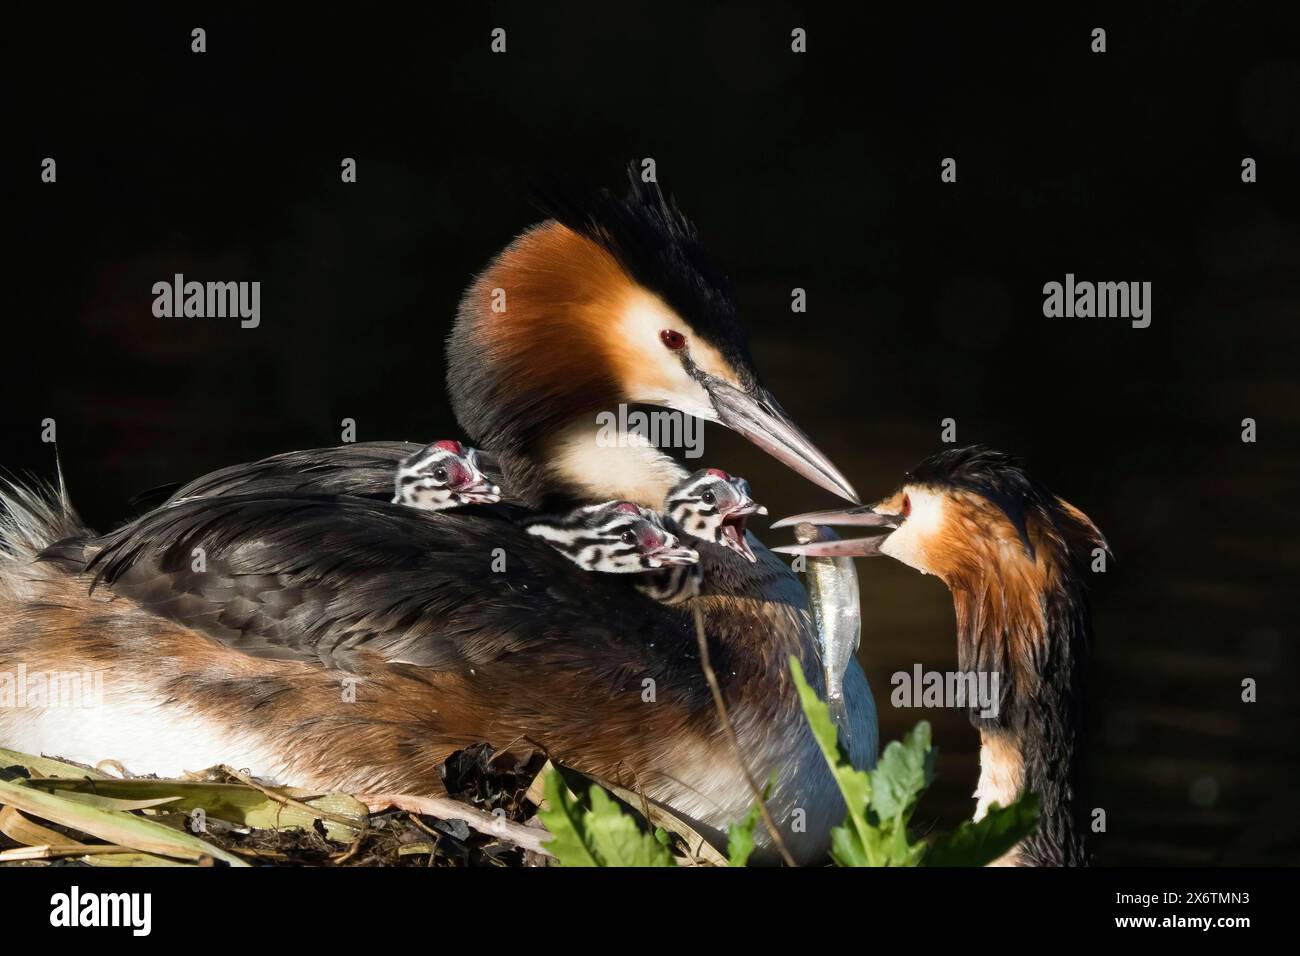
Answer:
[{"xmin": 3, "ymin": 6, "xmax": 1298, "ymax": 863}]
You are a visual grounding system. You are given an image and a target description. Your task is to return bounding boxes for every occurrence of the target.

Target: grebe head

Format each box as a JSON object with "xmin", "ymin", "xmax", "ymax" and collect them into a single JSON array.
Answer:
[
  {"xmin": 525, "ymin": 500, "xmax": 699, "ymax": 573},
  {"xmin": 392, "ymin": 440, "xmax": 501, "ymax": 511},
  {"xmin": 773, "ymin": 445, "xmax": 1109, "ymax": 587},
  {"xmin": 447, "ymin": 165, "xmax": 858, "ymax": 506},
  {"xmin": 664, "ymin": 467, "xmax": 768, "ymax": 563}
]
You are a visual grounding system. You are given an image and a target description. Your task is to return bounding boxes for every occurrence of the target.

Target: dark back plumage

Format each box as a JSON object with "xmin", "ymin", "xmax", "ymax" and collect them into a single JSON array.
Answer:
[
  {"xmin": 71, "ymin": 493, "xmax": 691, "ymax": 674},
  {"xmin": 154, "ymin": 442, "xmax": 508, "ymax": 508}
]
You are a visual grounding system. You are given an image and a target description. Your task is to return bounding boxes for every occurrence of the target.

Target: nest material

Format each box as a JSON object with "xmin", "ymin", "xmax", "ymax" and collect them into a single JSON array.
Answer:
[{"xmin": 0, "ymin": 744, "xmax": 550, "ymax": 867}]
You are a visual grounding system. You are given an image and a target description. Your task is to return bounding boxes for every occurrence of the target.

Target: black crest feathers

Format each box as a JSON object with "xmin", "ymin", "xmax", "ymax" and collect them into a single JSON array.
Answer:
[{"xmin": 532, "ymin": 162, "xmax": 753, "ymax": 373}]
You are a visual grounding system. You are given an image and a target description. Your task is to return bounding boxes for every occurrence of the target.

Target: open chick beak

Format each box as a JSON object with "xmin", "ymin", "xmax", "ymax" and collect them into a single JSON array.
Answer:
[
  {"xmin": 770, "ymin": 506, "xmax": 903, "ymax": 558},
  {"xmin": 706, "ymin": 380, "xmax": 859, "ymax": 504},
  {"xmin": 718, "ymin": 494, "xmax": 767, "ymax": 563}
]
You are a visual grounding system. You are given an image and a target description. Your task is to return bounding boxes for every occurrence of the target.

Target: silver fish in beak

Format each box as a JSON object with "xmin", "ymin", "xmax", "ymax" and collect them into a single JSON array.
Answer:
[{"xmin": 787, "ymin": 523, "xmax": 861, "ymax": 744}]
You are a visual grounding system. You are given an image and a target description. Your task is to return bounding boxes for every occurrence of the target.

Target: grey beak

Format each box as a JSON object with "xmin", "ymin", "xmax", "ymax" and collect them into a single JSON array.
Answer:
[
  {"xmin": 772, "ymin": 536, "xmax": 889, "ymax": 558},
  {"xmin": 770, "ymin": 506, "xmax": 902, "ymax": 558},
  {"xmin": 770, "ymin": 507, "xmax": 902, "ymax": 530},
  {"xmin": 707, "ymin": 380, "xmax": 859, "ymax": 504}
]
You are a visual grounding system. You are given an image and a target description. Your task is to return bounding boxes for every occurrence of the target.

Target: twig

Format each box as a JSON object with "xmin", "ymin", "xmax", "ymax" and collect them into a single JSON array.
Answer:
[
  {"xmin": 358, "ymin": 792, "xmax": 554, "ymax": 857},
  {"xmin": 329, "ymin": 829, "xmax": 370, "ymax": 865},
  {"xmin": 406, "ymin": 812, "xmax": 442, "ymax": 841},
  {"xmin": 217, "ymin": 764, "xmax": 359, "ymax": 828},
  {"xmin": 0, "ymin": 843, "xmax": 114, "ymax": 862},
  {"xmin": 691, "ymin": 605, "xmax": 797, "ymax": 867},
  {"xmin": 227, "ymin": 847, "xmax": 289, "ymax": 861}
]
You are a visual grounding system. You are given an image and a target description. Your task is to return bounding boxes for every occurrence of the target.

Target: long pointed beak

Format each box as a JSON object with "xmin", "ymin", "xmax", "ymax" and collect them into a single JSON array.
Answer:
[
  {"xmin": 707, "ymin": 381, "xmax": 859, "ymax": 504},
  {"xmin": 770, "ymin": 507, "xmax": 902, "ymax": 558},
  {"xmin": 770, "ymin": 507, "xmax": 901, "ymax": 530},
  {"xmin": 773, "ymin": 537, "xmax": 888, "ymax": 558}
]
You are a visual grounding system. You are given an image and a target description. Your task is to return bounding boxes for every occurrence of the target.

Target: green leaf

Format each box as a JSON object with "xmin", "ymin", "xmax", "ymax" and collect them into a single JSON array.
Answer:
[
  {"xmin": 537, "ymin": 770, "xmax": 674, "ymax": 867},
  {"xmin": 873, "ymin": 815, "xmax": 927, "ymax": 867},
  {"xmin": 585, "ymin": 785, "xmax": 675, "ymax": 866},
  {"xmin": 23, "ymin": 777, "xmax": 366, "ymax": 842},
  {"xmin": 869, "ymin": 721, "xmax": 935, "ymax": 822},
  {"xmin": 0, "ymin": 778, "xmax": 248, "ymax": 866},
  {"xmin": 570, "ymin": 766, "xmax": 727, "ymax": 866},
  {"xmin": 789, "ymin": 657, "xmax": 1040, "ymax": 868},
  {"xmin": 790, "ymin": 656, "xmax": 876, "ymax": 862},
  {"xmin": 923, "ymin": 793, "xmax": 1042, "ymax": 867},
  {"xmin": 725, "ymin": 776, "xmax": 774, "ymax": 867},
  {"xmin": 537, "ymin": 770, "xmax": 600, "ymax": 866},
  {"xmin": 82, "ymin": 852, "xmax": 194, "ymax": 867},
  {"xmin": 829, "ymin": 824, "xmax": 871, "ymax": 867},
  {"xmin": 0, "ymin": 748, "xmax": 109, "ymax": 780}
]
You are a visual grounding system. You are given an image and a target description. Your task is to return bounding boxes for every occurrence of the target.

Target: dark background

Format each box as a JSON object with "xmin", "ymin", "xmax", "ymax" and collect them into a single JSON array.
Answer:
[{"xmin": 3, "ymin": 4, "xmax": 1297, "ymax": 864}]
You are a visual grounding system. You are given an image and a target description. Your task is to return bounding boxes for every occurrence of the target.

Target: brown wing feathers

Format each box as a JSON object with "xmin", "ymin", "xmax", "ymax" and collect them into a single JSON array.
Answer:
[{"xmin": 74, "ymin": 492, "xmax": 690, "ymax": 675}]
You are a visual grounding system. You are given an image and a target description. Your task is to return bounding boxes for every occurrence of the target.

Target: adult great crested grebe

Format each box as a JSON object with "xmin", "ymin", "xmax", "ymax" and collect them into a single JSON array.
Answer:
[
  {"xmin": 777, "ymin": 446, "xmax": 1106, "ymax": 865},
  {"xmin": 0, "ymin": 169, "xmax": 876, "ymax": 864}
]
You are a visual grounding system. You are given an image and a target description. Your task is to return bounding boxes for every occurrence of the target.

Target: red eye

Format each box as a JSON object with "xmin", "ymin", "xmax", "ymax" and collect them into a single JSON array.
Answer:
[
  {"xmin": 659, "ymin": 329, "xmax": 686, "ymax": 351},
  {"xmin": 901, "ymin": 494, "xmax": 912, "ymax": 518}
]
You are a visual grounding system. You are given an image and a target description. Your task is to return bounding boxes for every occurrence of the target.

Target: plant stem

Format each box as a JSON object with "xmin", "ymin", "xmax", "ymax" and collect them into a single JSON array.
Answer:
[{"xmin": 692, "ymin": 605, "xmax": 797, "ymax": 867}]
